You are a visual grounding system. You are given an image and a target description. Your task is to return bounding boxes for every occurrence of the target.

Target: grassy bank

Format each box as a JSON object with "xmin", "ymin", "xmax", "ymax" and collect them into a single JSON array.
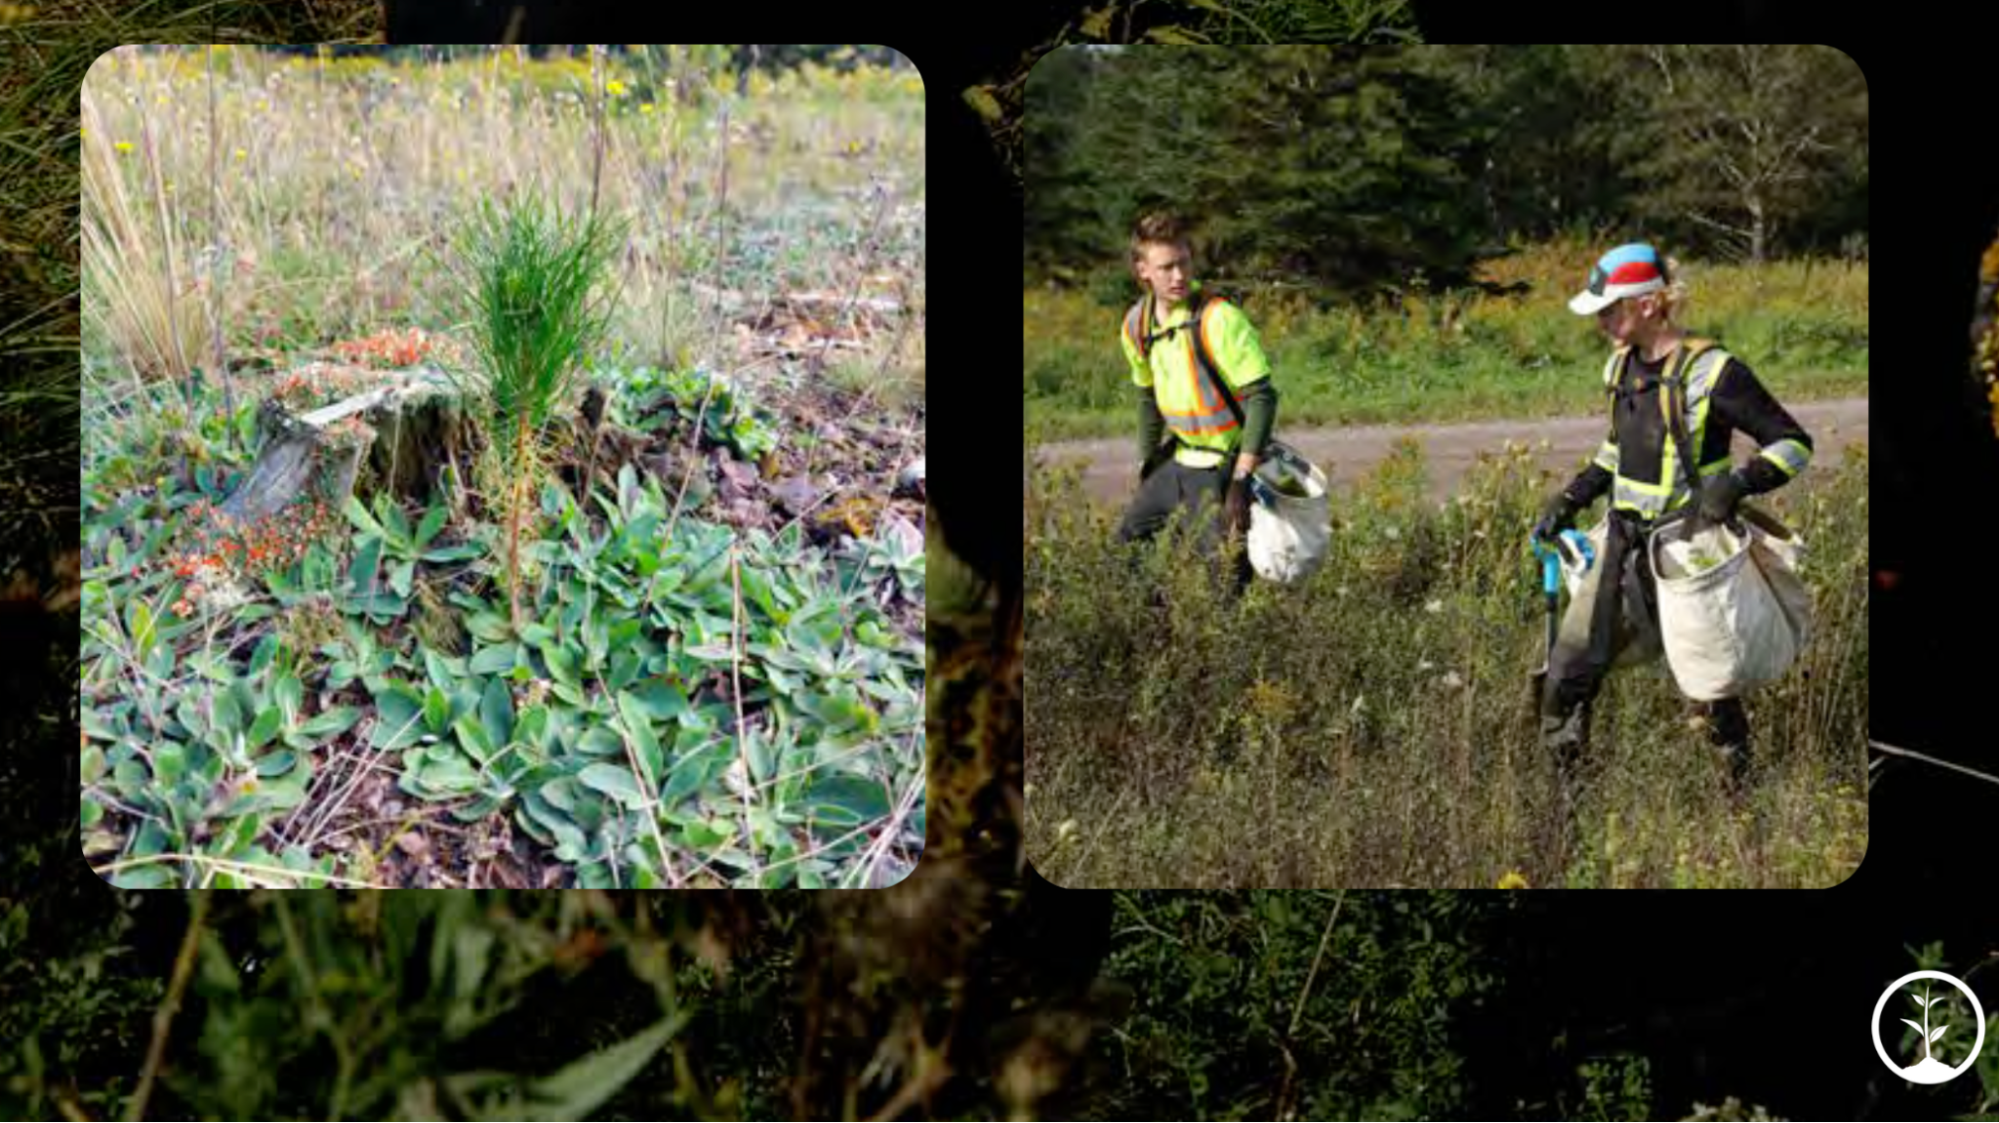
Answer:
[
  {"xmin": 1025, "ymin": 238, "xmax": 1868, "ymax": 442},
  {"xmin": 1024, "ymin": 438, "xmax": 1868, "ymax": 889}
]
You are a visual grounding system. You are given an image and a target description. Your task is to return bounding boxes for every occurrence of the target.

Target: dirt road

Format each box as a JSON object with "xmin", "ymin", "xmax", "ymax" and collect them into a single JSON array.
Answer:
[{"xmin": 1033, "ymin": 397, "xmax": 1868, "ymax": 505}]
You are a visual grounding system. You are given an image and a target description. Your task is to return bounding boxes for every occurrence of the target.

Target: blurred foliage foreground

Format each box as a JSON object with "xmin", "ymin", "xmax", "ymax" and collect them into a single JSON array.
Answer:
[{"xmin": 3, "ymin": 881, "xmax": 1997, "ymax": 1122}]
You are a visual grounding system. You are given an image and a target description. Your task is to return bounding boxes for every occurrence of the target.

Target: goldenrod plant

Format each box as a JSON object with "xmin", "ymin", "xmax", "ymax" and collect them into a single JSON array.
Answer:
[{"xmin": 431, "ymin": 188, "xmax": 629, "ymax": 630}]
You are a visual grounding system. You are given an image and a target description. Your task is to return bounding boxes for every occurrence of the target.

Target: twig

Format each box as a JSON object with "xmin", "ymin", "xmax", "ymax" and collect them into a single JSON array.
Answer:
[
  {"xmin": 587, "ymin": 45, "xmax": 606, "ymax": 219},
  {"xmin": 658, "ymin": 371, "xmax": 723, "ymax": 547},
  {"xmin": 863, "ymin": 1021, "xmax": 953, "ymax": 1123},
  {"xmin": 1276, "ymin": 891, "xmax": 1346, "ymax": 1120},
  {"xmin": 94, "ymin": 852, "xmax": 379, "ymax": 889},
  {"xmin": 730, "ymin": 544, "xmax": 759, "ymax": 869},
  {"xmin": 844, "ymin": 765, "xmax": 923, "ymax": 889},
  {"xmin": 1869, "ymin": 741, "xmax": 1999, "ymax": 787},
  {"xmin": 204, "ymin": 44, "xmax": 235, "ymax": 452},
  {"xmin": 687, "ymin": 281, "xmax": 903, "ymax": 316},
  {"xmin": 701, "ymin": 97, "xmax": 731, "ymax": 352},
  {"xmin": 612, "ymin": 694, "xmax": 684, "ymax": 889},
  {"xmin": 801, "ymin": 177, "xmax": 895, "ymax": 485},
  {"xmin": 1288, "ymin": 891, "xmax": 1345, "ymax": 1040},
  {"xmin": 124, "ymin": 889, "xmax": 208, "ymax": 1122},
  {"xmin": 283, "ymin": 698, "xmax": 429, "ymax": 853}
]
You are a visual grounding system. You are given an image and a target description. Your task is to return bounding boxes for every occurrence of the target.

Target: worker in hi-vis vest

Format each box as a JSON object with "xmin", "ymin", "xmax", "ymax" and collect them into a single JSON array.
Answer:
[
  {"xmin": 1115, "ymin": 212, "xmax": 1277, "ymax": 598},
  {"xmin": 1533, "ymin": 242, "xmax": 1814, "ymax": 798}
]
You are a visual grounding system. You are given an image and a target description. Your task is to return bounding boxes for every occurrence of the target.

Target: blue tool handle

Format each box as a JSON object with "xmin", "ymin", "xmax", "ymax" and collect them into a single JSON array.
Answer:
[
  {"xmin": 1530, "ymin": 536, "xmax": 1561, "ymax": 595},
  {"xmin": 1556, "ymin": 528, "xmax": 1594, "ymax": 574}
]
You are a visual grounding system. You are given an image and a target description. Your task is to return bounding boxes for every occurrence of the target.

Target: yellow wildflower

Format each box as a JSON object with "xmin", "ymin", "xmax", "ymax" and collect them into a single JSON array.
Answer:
[
  {"xmin": 1496, "ymin": 870, "xmax": 1530, "ymax": 889},
  {"xmin": 606, "ymin": 78, "xmax": 626, "ymax": 97},
  {"xmin": 639, "ymin": 102, "xmax": 654, "ymax": 114},
  {"xmin": 114, "ymin": 140, "xmax": 133, "ymax": 153}
]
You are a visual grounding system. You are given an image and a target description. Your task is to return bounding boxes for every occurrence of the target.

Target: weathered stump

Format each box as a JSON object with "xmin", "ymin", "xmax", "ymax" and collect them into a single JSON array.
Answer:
[{"xmin": 219, "ymin": 366, "xmax": 466, "ymax": 527}]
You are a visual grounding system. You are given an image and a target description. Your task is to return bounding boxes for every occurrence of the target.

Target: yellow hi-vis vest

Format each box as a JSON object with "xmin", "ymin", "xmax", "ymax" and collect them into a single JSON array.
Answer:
[
  {"xmin": 1592, "ymin": 336, "xmax": 1735, "ymax": 520},
  {"xmin": 1120, "ymin": 285, "xmax": 1272, "ymax": 469}
]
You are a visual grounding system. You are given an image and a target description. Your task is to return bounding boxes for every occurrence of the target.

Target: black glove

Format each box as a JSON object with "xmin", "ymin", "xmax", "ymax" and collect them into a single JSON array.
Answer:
[
  {"xmin": 1697, "ymin": 471, "xmax": 1748, "ymax": 525},
  {"xmin": 1223, "ymin": 474, "xmax": 1252, "ymax": 536},
  {"xmin": 1533, "ymin": 493, "xmax": 1580, "ymax": 543}
]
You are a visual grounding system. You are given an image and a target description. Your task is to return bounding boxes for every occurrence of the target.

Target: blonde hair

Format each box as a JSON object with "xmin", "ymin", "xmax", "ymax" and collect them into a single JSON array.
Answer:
[
  {"xmin": 1649, "ymin": 254, "xmax": 1690, "ymax": 322},
  {"xmin": 1129, "ymin": 211, "xmax": 1192, "ymax": 286}
]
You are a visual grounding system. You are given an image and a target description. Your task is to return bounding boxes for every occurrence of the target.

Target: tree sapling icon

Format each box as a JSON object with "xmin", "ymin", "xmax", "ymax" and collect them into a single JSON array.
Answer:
[{"xmin": 1899, "ymin": 983, "xmax": 1956, "ymax": 1079}]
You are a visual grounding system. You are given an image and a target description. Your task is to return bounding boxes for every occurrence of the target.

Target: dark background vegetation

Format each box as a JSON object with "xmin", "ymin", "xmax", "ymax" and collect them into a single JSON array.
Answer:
[
  {"xmin": 1022, "ymin": 45, "xmax": 1867, "ymax": 300},
  {"xmin": 1861, "ymin": 34, "xmax": 1999, "ymax": 893},
  {"xmin": 5, "ymin": 3, "xmax": 1993, "ymax": 1123}
]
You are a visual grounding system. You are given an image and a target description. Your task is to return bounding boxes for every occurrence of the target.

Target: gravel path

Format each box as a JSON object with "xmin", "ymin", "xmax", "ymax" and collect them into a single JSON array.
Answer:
[{"xmin": 1033, "ymin": 397, "xmax": 1868, "ymax": 504}]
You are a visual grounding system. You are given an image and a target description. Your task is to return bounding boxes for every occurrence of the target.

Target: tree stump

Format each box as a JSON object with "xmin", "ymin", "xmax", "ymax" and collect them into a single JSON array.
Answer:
[{"xmin": 219, "ymin": 366, "xmax": 467, "ymax": 527}]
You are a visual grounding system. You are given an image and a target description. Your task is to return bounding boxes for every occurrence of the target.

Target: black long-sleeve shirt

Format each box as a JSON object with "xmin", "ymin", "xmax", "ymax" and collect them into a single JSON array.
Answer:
[{"xmin": 1564, "ymin": 348, "xmax": 1813, "ymax": 510}]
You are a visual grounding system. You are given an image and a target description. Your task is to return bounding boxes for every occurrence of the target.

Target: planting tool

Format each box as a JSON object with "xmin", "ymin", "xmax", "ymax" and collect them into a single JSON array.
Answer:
[{"xmin": 1528, "ymin": 529, "xmax": 1592, "ymax": 706}]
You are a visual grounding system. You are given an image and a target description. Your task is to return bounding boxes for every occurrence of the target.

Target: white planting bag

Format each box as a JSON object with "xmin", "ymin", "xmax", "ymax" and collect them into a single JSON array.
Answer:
[
  {"xmin": 1246, "ymin": 441, "xmax": 1331, "ymax": 583},
  {"xmin": 1562, "ymin": 519, "xmax": 1609, "ymax": 601},
  {"xmin": 1648, "ymin": 509, "xmax": 1810, "ymax": 701},
  {"xmin": 1554, "ymin": 518, "xmax": 1653, "ymax": 670}
]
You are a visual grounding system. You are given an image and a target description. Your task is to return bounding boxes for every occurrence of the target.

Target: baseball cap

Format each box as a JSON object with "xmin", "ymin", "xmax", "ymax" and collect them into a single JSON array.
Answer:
[{"xmin": 1568, "ymin": 243, "xmax": 1667, "ymax": 316}]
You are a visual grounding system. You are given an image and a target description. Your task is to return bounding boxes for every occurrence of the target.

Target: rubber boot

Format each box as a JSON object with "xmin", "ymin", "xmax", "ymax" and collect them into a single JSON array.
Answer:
[
  {"xmin": 1541, "ymin": 702, "xmax": 1592, "ymax": 792},
  {"xmin": 1703, "ymin": 697, "xmax": 1753, "ymax": 796},
  {"xmin": 1540, "ymin": 694, "xmax": 1593, "ymax": 864}
]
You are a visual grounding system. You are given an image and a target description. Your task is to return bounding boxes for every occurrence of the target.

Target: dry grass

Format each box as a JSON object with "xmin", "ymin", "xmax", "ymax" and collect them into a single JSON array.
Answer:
[{"xmin": 1025, "ymin": 439, "xmax": 1868, "ymax": 889}]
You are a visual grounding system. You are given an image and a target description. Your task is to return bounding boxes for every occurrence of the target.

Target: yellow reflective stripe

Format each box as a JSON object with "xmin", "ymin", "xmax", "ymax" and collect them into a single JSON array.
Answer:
[
  {"xmin": 1685, "ymin": 350, "xmax": 1726, "ymax": 469},
  {"xmin": 1183, "ymin": 329, "xmax": 1226, "ymax": 414},
  {"xmin": 1593, "ymin": 439, "xmax": 1619, "ymax": 472},
  {"xmin": 1759, "ymin": 437, "xmax": 1811, "ymax": 477},
  {"xmin": 1685, "ymin": 348, "xmax": 1729, "ymax": 404},
  {"xmin": 1612, "ymin": 482, "xmax": 1694, "ymax": 518},
  {"xmin": 1132, "ymin": 294, "xmax": 1241, "ymax": 439},
  {"xmin": 1613, "ymin": 479, "xmax": 1669, "ymax": 516},
  {"xmin": 1657, "ymin": 370, "xmax": 1684, "ymax": 496},
  {"xmin": 1605, "ymin": 341, "xmax": 1726, "ymax": 521}
]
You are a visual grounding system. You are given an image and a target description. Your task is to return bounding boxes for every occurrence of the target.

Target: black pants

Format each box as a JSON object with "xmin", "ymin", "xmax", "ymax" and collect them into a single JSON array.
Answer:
[
  {"xmin": 1116, "ymin": 459, "xmax": 1252, "ymax": 597},
  {"xmin": 1541, "ymin": 513, "xmax": 1750, "ymax": 775}
]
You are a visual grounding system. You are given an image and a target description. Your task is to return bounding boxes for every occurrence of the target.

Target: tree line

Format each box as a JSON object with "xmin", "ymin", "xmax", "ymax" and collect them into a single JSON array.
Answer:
[{"xmin": 1024, "ymin": 45, "xmax": 1865, "ymax": 306}]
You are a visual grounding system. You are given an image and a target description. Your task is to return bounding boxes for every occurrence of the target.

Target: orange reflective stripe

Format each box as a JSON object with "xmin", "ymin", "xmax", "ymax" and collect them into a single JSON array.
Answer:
[
  {"xmin": 1184, "ymin": 331, "xmax": 1221, "ymax": 413},
  {"xmin": 1128, "ymin": 290, "xmax": 1241, "ymax": 440},
  {"xmin": 1167, "ymin": 415, "xmax": 1240, "ymax": 438}
]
